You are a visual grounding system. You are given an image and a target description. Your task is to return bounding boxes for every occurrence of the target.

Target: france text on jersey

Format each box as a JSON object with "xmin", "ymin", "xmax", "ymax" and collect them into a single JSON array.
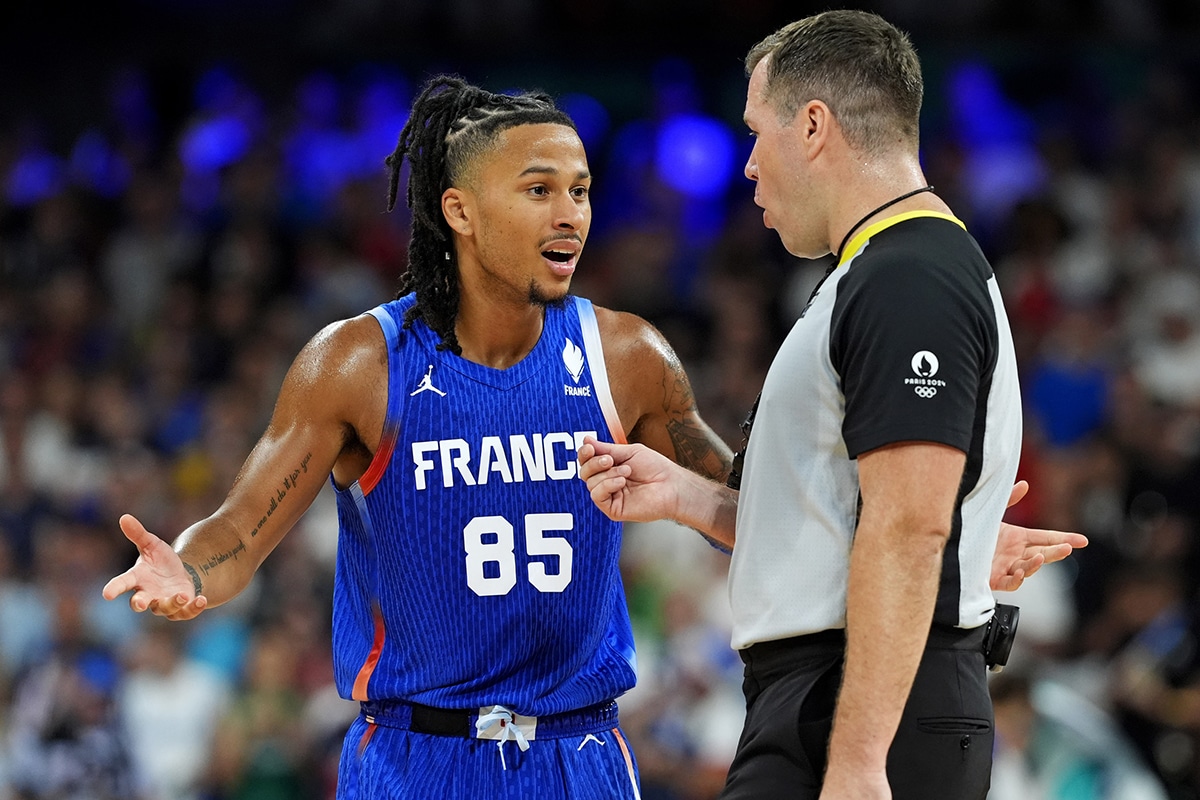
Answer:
[{"xmin": 411, "ymin": 431, "xmax": 598, "ymax": 489}]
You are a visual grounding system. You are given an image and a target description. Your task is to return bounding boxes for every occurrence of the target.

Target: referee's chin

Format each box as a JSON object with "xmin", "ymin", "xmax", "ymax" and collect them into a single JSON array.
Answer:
[{"xmin": 776, "ymin": 228, "xmax": 831, "ymax": 261}]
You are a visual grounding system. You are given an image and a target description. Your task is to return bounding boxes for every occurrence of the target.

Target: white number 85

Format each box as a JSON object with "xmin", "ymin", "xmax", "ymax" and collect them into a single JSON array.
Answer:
[{"xmin": 463, "ymin": 513, "xmax": 573, "ymax": 596}]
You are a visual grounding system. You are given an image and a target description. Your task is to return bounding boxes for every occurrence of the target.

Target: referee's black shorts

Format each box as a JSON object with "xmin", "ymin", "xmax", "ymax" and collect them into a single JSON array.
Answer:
[{"xmin": 718, "ymin": 624, "xmax": 992, "ymax": 800}]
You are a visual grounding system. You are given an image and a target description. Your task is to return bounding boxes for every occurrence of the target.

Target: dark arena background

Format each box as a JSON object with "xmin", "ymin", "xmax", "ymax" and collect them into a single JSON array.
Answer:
[{"xmin": 3, "ymin": 1, "xmax": 1200, "ymax": 798}]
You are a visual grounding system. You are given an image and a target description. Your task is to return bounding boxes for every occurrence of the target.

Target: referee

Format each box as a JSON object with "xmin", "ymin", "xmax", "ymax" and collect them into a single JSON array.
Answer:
[{"xmin": 579, "ymin": 9, "xmax": 1086, "ymax": 799}]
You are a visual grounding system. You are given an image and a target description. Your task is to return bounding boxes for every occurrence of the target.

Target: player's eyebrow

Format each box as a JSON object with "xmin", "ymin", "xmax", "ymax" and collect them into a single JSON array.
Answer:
[{"xmin": 518, "ymin": 165, "xmax": 591, "ymax": 181}]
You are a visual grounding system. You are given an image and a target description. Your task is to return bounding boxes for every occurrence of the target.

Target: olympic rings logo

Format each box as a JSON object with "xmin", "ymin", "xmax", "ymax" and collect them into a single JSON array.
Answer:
[{"xmin": 914, "ymin": 386, "xmax": 938, "ymax": 399}]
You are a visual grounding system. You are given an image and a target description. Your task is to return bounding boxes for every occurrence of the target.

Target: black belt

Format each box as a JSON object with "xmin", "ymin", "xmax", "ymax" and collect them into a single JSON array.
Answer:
[
  {"xmin": 740, "ymin": 622, "xmax": 990, "ymax": 668},
  {"xmin": 360, "ymin": 699, "xmax": 620, "ymax": 740}
]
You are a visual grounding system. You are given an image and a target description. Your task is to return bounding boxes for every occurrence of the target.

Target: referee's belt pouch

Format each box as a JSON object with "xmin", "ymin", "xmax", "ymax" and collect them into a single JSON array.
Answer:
[{"xmin": 982, "ymin": 603, "xmax": 1019, "ymax": 672}]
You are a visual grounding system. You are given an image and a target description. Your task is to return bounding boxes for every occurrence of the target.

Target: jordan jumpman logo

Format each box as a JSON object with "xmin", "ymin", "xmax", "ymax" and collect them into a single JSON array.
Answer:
[{"xmin": 410, "ymin": 364, "xmax": 446, "ymax": 397}]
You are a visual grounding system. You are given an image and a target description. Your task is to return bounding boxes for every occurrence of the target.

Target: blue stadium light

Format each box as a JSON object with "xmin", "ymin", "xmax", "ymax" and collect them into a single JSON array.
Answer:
[
  {"xmin": 353, "ymin": 73, "xmax": 411, "ymax": 177},
  {"xmin": 5, "ymin": 148, "xmax": 65, "ymax": 206},
  {"xmin": 559, "ymin": 93, "xmax": 611, "ymax": 152},
  {"xmin": 654, "ymin": 113, "xmax": 736, "ymax": 199},
  {"xmin": 949, "ymin": 61, "xmax": 1035, "ymax": 149},
  {"xmin": 69, "ymin": 129, "xmax": 131, "ymax": 198},
  {"xmin": 179, "ymin": 115, "xmax": 253, "ymax": 173},
  {"xmin": 946, "ymin": 61, "xmax": 1046, "ymax": 217}
]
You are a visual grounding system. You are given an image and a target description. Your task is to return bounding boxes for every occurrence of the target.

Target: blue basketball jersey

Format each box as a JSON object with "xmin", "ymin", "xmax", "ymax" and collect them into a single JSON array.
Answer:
[{"xmin": 331, "ymin": 294, "xmax": 635, "ymax": 716}]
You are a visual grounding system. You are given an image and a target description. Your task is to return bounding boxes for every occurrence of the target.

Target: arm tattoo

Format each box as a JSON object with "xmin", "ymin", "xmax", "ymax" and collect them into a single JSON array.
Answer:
[
  {"xmin": 182, "ymin": 562, "xmax": 203, "ymax": 596},
  {"xmin": 197, "ymin": 540, "xmax": 248, "ymax": 576},
  {"xmin": 249, "ymin": 451, "xmax": 314, "ymax": 538},
  {"xmin": 662, "ymin": 355, "xmax": 732, "ymax": 482},
  {"xmin": 666, "ymin": 417, "xmax": 730, "ymax": 481}
]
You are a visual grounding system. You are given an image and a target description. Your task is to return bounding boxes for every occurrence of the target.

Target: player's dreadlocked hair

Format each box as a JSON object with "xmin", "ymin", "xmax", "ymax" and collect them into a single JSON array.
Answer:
[{"xmin": 384, "ymin": 74, "xmax": 577, "ymax": 354}]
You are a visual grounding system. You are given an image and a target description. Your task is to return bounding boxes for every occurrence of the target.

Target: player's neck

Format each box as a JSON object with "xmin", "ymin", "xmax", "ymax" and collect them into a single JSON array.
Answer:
[{"xmin": 455, "ymin": 291, "xmax": 545, "ymax": 370}]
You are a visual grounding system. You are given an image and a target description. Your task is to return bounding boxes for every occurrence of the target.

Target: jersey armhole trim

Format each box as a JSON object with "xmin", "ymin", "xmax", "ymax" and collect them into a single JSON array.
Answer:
[
  {"xmin": 576, "ymin": 298, "xmax": 628, "ymax": 444},
  {"xmin": 359, "ymin": 306, "xmax": 402, "ymax": 495}
]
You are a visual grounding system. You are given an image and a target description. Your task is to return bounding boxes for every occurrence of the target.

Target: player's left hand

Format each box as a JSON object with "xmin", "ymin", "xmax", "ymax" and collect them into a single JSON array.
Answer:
[{"xmin": 990, "ymin": 480, "xmax": 1089, "ymax": 593}]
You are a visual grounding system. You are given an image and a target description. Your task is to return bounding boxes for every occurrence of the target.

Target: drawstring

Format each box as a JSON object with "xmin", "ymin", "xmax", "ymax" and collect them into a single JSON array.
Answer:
[{"xmin": 475, "ymin": 705, "xmax": 531, "ymax": 770}]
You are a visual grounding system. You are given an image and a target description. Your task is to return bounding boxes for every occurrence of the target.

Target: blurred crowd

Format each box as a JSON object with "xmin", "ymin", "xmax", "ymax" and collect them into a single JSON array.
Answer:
[{"xmin": 2, "ymin": 20, "xmax": 1200, "ymax": 800}]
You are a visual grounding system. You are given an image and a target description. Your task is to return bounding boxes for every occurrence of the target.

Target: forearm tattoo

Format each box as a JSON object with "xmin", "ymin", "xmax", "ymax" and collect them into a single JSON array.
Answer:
[
  {"xmin": 196, "ymin": 540, "xmax": 248, "ymax": 576},
  {"xmin": 182, "ymin": 452, "xmax": 315, "ymax": 591},
  {"xmin": 182, "ymin": 561, "xmax": 203, "ymax": 596}
]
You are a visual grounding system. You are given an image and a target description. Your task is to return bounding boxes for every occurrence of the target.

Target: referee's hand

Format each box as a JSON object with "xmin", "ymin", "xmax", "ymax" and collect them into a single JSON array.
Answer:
[{"xmin": 991, "ymin": 481, "xmax": 1089, "ymax": 593}]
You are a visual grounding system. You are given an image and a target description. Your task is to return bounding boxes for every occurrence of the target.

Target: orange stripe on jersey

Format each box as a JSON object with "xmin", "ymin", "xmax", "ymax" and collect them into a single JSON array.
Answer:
[
  {"xmin": 357, "ymin": 722, "xmax": 378, "ymax": 756},
  {"xmin": 352, "ymin": 607, "xmax": 386, "ymax": 701},
  {"xmin": 359, "ymin": 428, "xmax": 398, "ymax": 496},
  {"xmin": 611, "ymin": 728, "xmax": 643, "ymax": 800}
]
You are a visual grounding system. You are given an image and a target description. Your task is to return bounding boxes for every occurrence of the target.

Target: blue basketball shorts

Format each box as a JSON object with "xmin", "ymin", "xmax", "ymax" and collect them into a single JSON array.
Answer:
[{"xmin": 336, "ymin": 700, "xmax": 643, "ymax": 799}]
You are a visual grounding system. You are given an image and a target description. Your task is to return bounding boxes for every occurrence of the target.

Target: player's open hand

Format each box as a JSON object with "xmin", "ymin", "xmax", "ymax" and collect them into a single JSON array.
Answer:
[
  {"xmin": 990, "ymin": 481, "xmax": 1089, "ymax": 593},
  {"xmin": 577, "ymin": 437, "xmax": 679, "ymax": 523},
  {"xmin": 102, "ymin": 514, "xmax": 208, "ymax": 620}
]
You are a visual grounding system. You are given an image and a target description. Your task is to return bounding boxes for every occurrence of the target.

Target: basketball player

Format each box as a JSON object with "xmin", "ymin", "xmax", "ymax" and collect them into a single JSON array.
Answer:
[{"xmin": 103, "ymin": 75, "xmax": 728, "ymax": 799}]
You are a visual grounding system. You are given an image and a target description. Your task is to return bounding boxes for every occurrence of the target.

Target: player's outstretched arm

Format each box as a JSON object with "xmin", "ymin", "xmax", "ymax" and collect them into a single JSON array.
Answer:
[
  {"xmin": 102, "ymin": 314, "xmax": 386, "ymax": 618},
  {"xmin": 990, "ymin": 480, "xmax": 1089, "ymax": 593}
]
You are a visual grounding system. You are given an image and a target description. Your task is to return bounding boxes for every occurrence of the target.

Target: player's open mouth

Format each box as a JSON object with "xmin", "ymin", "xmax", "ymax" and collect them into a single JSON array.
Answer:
[{"xmin": 541, "ymin": 246, "xmax": 578, "ymax": 275}]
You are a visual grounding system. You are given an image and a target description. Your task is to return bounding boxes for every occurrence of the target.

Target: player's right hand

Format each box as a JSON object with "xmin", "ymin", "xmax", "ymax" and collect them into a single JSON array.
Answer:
[
  {"xmin": 102, "ymin": 514, "xmax": 208, "ymax": 621},
  {"xmin": 577, "ymin": 437, "xmax": 678, "ymax": 523}
]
